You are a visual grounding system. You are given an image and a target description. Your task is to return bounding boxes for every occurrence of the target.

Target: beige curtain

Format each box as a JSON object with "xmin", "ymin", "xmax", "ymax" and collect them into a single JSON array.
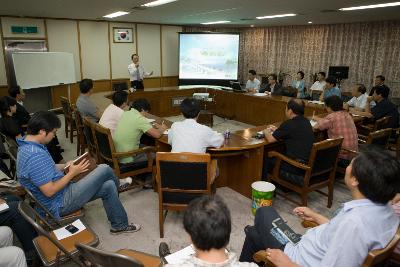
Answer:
[{"xmin": 184, "ymin": 21, "xmax": 400, "ymax": 95}]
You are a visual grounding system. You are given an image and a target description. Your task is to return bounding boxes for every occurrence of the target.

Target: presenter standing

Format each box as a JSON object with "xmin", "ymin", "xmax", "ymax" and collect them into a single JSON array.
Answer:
[{"xmin": 128, "ymin": 54, "xmax": 153, "ymax": 89}]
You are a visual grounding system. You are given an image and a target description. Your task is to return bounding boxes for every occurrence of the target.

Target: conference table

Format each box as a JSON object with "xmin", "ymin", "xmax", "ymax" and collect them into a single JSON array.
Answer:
[{"xmin": 91, "ymin": 85, "xmax": 363, "ymax": 198}]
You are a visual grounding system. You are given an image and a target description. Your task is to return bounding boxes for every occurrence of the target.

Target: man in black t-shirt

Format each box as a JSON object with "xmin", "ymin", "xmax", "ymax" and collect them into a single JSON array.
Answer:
[
  {"xmin": 365, "ymin": 85, "xmax": 399, "ymax": 129},
  {"xmin": 262, "ymin": 99, "xmax": 314, "ymax": 183}
]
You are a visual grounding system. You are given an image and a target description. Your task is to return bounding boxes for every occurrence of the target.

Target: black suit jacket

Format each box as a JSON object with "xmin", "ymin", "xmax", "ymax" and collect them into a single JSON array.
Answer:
[
  {"xmin": 259, "ymin": 83, "xmax": 283, "ymax": 96},
  {"xmin": 12, "ymin": 103, "xmax": 31, "ymax": 128}
]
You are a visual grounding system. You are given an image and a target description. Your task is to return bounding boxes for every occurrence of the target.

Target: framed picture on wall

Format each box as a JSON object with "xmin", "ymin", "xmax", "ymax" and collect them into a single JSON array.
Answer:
[{"xmin": 113, "ymin": 28, "xmax": 133, "ymax": 43}]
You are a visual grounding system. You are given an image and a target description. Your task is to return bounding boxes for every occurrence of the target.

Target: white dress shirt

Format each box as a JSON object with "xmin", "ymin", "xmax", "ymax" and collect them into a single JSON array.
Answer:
[
  {"xmin": 168, "ymin": 119, "xmax": 224, "ymax": 153},
  {"xmin": 99, "ymin": 104, "xmax": 124, "ymax": 136},
  {"xmin": 128, "ymin": 63, "xmax": 151, "ymax": 81},
  {"xmin": 347, "ymin": 93, "xmax": 368, "ymax": 109},
  {"xmin": 310, "ymin": 80, "xmax": 326, "ymax": 91},
  {"xmin": 245, "ymin": 78, "xmax": 261, "ymax": 91}
]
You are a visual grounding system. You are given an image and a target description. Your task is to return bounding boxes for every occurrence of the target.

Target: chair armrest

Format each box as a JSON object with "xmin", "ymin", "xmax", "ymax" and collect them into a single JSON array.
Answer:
[
  {"xmin": 268, "ymin": 151, "xmax": 311, "ymax": 171},
  {"xmin": 112, "ymin": 146, "xmax": 156, "ymax": 159},
  {"xmin": 301, "ymin": 220, "xmax": 320, "ymax": 228},
  {"xmin": 341, "ymin": 148, "xmax": 359, "ymax": 156},
  {"xmin": 253, "ymin": 250, "xmax": 276, "ymax": 267}
]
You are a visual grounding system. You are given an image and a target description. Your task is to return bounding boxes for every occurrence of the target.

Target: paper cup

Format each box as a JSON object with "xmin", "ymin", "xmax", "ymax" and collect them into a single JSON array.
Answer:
[{"xmin": 251, "ymin": 181, "xmax": 275, "ymax": 215}]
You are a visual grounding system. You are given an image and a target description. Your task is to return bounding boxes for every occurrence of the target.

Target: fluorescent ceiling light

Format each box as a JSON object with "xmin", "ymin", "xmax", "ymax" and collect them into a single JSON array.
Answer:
[
  {"xmin": 142, "ymin": 0, "xmax": 178, "ymax": 7},
  {"xmin": 339, "ymin": 2, "xmax": 400, "ymax": 11},
  {"xmin": 256, "ymin": 13, "xmax": 296, "ymax": 19},
  {"xmin": 308, "ymin": 21, "xmax": 313, "ymax": 24},
  {"xmin": 201, "ymin": 20, "xmax": 231, "ymax": 25},
  {"xmin": 103, "ymin": 11, "xmax": 129, "ymax": 18}
]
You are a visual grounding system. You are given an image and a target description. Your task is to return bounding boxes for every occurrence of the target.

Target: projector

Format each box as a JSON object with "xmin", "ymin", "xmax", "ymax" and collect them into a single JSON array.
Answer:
[{"xmin": 193, "ymin": 93, "xmax": 209, "ymax": 101}]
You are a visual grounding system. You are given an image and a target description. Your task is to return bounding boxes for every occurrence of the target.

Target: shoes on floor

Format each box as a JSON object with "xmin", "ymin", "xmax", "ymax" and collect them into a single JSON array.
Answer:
[
  {"xmin": 110, "ymin": 223, "xmax": 141, "ymax": 235},
  {"xmin": 159, "ymin": 242, "xmax": 171, "ymax": 258},
  {"xmin": 119, "ymin": 177, "xmax": 133, "ymax": 191}
]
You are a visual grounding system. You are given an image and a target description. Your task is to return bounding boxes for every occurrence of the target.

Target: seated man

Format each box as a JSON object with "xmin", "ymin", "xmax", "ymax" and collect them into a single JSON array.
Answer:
[
  {"xmin": 239, "ymin": 147, "xmax": 400, "ymax": 267},
  {"xmin": 259, "ymin": 74, "xmax": 283, "ymax": 96},
  {"xmin": 365, "ymin": 85, "xmax": 399, "ymax": 129},
  {"xmin": 319, "ymin": 76, "xmax": 341, "ymax": 102},
  {"xmin": 345, "ymin": 83, "xmax": 368, "ymax": 111},
  {"xmin": 369, "ymin": 75, "xmax": 389, "ymax": 96},
  {"xmin": 263, "ymin": 99, "xmax": 314, "ymax": 183},
  {"xmin": 0, "ymin": 226, "xmax": 27, "ymax": 267},
  {"xmin": 114, "ymin": 98, "xmax": 167, "ymax": 164},
  {"xmin": 161, "ymin": 195, "xmax": 258, "ymax": 267},
  {"xmin": 0, "ymin": 96, "xmax": 24, "ymax": 139},
  {"xmin": 314, "ymin": 95, "xmax": 358, "ymax": 165},
  {"xmin": 99, "ymin": 90, "xmax": 128, "ymax": 136},
  {"xmin": 309, "ymin": 71, "xmax": 326, "ymax": 100},
  {"xmin": 245, "ymin": 70, "xmax": 261, "ymax": 93},
  {"xmin": 17, "ymin": 111, "xmax": 140, "ymax": 234},
  {"xmin": 76, "ymin": 78, "xmax": 101, "ymax": 122},
  {"xmin": 168, "ymin": 98, "xmax": 224, "ymax": 153},
  {"xmin": 8, "ymin": 85, "xmax": 30, "ymax": 128}
]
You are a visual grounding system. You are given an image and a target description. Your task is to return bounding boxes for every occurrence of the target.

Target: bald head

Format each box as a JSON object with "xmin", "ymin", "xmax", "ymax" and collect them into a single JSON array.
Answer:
[{"xmin": 287, "ymin": 98, "xmax": 305, "ymax": 115}]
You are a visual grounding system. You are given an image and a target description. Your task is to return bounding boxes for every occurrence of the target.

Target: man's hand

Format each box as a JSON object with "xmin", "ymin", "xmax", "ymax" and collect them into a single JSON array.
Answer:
[
  {"xmin": 294, "ymin": 206, "xmax": 329, "ymax": 224},
  {"xmin": 248, "ymin": 88, "xmax": 257, "ymax": 93},
  {"xmin": 154, "ymin": 122, "xmax": 168, "ymax": 133},
  {"xmin": 266, "ymin": 249, "xmax": 299, "ymax": 267},
  {"xmin": 367, "ymin": 96, "xmax": 373, "ymax": 102},
  {"xmin": 68, "ymin": 159, "xmax": 90, "ymax": 177}
]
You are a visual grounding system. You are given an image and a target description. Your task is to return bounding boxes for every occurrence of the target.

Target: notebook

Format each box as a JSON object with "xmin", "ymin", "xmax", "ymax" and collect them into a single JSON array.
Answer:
[{"xmin": 64, "ymin": 152, "xmax": 97, "ymax": 182}]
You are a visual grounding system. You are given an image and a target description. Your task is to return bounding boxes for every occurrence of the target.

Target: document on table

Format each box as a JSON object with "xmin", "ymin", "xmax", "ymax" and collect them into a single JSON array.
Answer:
[
  {"xmin": 163, "ymin": 129, "xmax": 170, "ymax": 135},
  {"xmin": 309, "ymin": 100, "xmax": 325, "ymax": 105},
  {"xmin": 253, "ymin": 93, "xmax": 267, "ymax": 97},
  {"xmin": 146, "ymin": 118, "xmax": 155, "ymax": 123},
  {"xmin": 310, "ymin": 120, "xmax": 317, "ymax": 127},
  {"xmin": 53, "ymin": 219, "xmax": 86, "ymax": 240},
  {"xmin": 0, "ymin": 200, "xmax": 9, "ymax": 213}
]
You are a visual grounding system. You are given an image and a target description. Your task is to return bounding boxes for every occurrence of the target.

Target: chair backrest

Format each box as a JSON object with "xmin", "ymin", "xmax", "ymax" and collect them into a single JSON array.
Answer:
[
  {"xmin": 60, "ymin": 96, "xmax": 73, "ymax": 120},
  {"xmin": 374, "ymin": 116, "xmax": 391, "ymax": 131},
  {"xmin": 307, "ymin": 138, "xmax": 343, "ymax": 177},
  {"xmin": 156, "ymin": 152, "xmax": 212, "ymax": 204},
  {"xmin": 362, "ymin": 227, "xmax": 400, "ymax": 267},
  {"xmin": 366, "ymin": 128, "xmax": 392, "ymax": 149},
  {"xmin": 18, "ymin": 202, "xmax": 82, "ymax": 265},
  {"xmin": 112, "ymin": 82, "xmax": 128, "ymax": 91},
  {"xmin": 76, "ymin": 243, "xmax": 144, "ymax": 267},
  {"xmin": 23, "ymin": 187, "xmax": 62, "ymax": 229},
  {"xmin": 82, "ymin": 117, "xmax": 98, "ymax": 159},
  {"xmin": 73, "ymin": 107, "xmax": 86, "ymax": 142},
  {"xmin": 93, "ymin": 123, "xmax": 115, "ymax": 167}
]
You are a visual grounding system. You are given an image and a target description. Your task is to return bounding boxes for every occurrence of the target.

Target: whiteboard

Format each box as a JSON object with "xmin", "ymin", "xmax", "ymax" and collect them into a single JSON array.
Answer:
[{"xmin": 12, "ymin": 52, "xmax": 76, "ymax": 89}]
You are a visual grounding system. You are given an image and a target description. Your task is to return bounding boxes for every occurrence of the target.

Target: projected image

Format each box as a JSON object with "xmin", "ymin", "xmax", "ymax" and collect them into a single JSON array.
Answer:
[{"xmin": 179, "ymin": 34, "xmax": 239, "ymax": 80}]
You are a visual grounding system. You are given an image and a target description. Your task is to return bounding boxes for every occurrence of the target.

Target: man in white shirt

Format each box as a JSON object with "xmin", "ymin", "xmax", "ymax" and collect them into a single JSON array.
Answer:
[
  {"xmin": 168, "ymin": 98, "xmax": 224, "ymax": 153},
  {"xmin": 246, "ymin": 70, "xmax": 261, "ymax": 93},
  {"xmin": 99, "ymin": 90, "xmax": 128, "ymax": 136},
  {"xmin": 309, "ymin": 72, "xmax": 326, "ymax": 100},
  {"xmin": 128, "ymin": 54, "xmax": 153, "ymax": 89},
  {"xmin": 168, "ymin": 98, "xmax": 224, "ymax": 182},
  {"xmin": 345, "ymin": 84, "xmax": 368, "ymax": 111}
]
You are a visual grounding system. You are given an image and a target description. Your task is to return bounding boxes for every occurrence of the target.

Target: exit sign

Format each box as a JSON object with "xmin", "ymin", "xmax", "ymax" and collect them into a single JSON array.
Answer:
[{"xmin": 11, "ymin": 26, "xmax": 38, "ymax": 34}]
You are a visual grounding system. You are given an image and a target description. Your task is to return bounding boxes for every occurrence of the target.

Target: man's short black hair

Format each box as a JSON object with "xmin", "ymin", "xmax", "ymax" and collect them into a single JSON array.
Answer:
[
  {"xmin": 356, "ymin": 84, "xmax": 367, "ymax": 94},
  {"xmin": 318, "ymin": 72, "xmax": 326, "ymax": 78},
  {"xmin": 269, "ymin": 74, "xmax": 277, "ymax": 81},
  {"xmin": 287, "ymin": 98, "xmax": 305, "ymax": 115},
  {"xmin": 27, "ymin": 111, "xmax": 61, "ymax": 135},
  {"xmin": 79, "ymin": 79, "xmax": 93, "ymax": 94},
  {"xmin": 249, "ymin": 70, "xmax": 256, "ymax": 76},
  {"xmin": 180, "ymin": 98, "xmax": 200, "ymax": 119},
  {"xmin": 183, "ymin": 195, "xmax": 231, "ymax": 251},
  {"xmin": 325, "ymin": 95, "xmax": 343, "ymax": 112},
  {"xmin": 131, "ymin": 53, "xmax": 138, "ymax": 60},
  {"xmin": 352, "ymin": 147, "xmax": 400, "ymax": 204},
  {"xmin": 325, "ymin": 76, "xmax": 337, "ymax": 86},
  {"xmin": 112, "ymin": 91, "xmax": 128, "ymax": 107},
  {"xmin": 8, "ymin": 86, "xmax": 21, "ymax": 98},
  {"xmin": 374, "ymin": 85, "xmax": 390, "ymax": 98},
  {"xmin": 375, "ymin": 75, "xmax": 385, "ymax": 82},
  {"xmin": 131, "ymin": 98, "xmax": 151, "ymax": 112},
  {"xmin": 297, "ymin": 71, "xmax": 305, "ymax": 79},
  {"xmin": 0, "ymin": 96, "xmax": 17, "ymax": 117}
]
